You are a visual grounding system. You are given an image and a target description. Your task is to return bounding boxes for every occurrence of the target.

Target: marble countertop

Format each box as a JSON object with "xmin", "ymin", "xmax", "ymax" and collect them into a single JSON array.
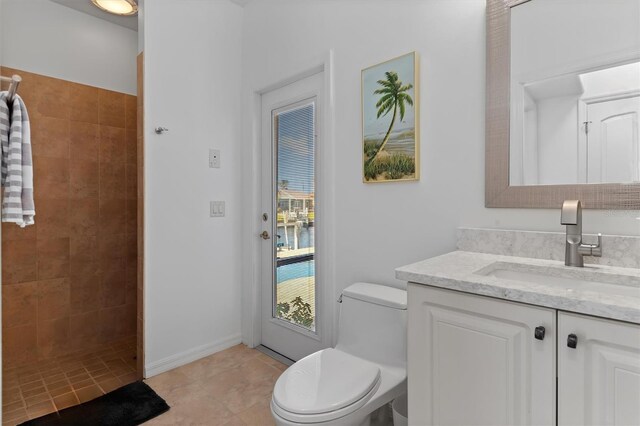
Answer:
[{"xmin": 396, "ymin": 251, "xmax": 640, "ymax": 323}]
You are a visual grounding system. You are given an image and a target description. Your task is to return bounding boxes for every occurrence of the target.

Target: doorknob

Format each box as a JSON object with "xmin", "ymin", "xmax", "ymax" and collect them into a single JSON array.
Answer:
[{"xmin": 260, "ymin": 231, "xmax": 271, "ymax": 240}]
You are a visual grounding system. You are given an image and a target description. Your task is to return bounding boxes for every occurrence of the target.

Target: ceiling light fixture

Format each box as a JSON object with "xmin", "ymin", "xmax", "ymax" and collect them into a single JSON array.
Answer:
[{"xmin": 91, "ymin": 0, "xmax": 138, "ymax": 16}]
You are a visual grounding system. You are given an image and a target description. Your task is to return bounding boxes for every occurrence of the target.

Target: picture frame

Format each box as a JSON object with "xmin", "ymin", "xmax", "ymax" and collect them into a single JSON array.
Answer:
[{"xmin": 362, "ymin": 51, "xmax": 420, "ymax": 183}]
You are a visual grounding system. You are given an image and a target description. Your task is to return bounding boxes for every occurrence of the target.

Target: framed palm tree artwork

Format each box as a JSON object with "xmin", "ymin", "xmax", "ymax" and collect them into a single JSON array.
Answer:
[{"xmin": 362, "ymin": 52, "xmax": 419, "ymax": 182}]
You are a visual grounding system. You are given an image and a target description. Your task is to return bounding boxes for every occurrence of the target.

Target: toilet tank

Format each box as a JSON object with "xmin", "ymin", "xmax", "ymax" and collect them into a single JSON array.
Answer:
[{"xmin": 335, "ymin": 283, "xmax": 407, "ymax": 369}]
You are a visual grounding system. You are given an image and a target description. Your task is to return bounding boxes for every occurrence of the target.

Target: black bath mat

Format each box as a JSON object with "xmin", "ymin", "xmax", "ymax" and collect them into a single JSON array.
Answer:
[{"xmin": 19, "ymin": 381, "xmax": 170, "ymax": 426}]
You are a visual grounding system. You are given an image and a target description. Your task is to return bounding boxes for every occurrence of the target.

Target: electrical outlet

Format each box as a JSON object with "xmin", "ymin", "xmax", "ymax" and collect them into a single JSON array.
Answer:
[
  {"xmin": 209, "ymin": 149, "xmax": 221, "ymax": 168},
  {"xmin": 210, "ymin": 201, "xmax": 225, "ymax": 217}
]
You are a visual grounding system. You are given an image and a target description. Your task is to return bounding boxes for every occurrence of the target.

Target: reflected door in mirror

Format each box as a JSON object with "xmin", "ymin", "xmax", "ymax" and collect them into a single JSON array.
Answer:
[{"xmin": 584, "ymin": 96, "xmax": 640, "ymax": 184}]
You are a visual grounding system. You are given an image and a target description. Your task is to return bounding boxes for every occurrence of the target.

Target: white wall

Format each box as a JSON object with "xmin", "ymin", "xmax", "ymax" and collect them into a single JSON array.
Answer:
[
  {"xmin": 581, "ymin": 62, "xmax": 640, "ymax": 99},
  {"xmin": 1, "ymin": 0, "xmax": 137, "ymax": 94},
  {"xmin": 522, "ymin": 91, "xmax": 538, "ymax": 185},
  {"xmin": 241, "ymin": 0, "xmax": 485, "ymax": 332},
  {"xmin": 137, "ymin": 0, "xmax": 144, "ymax": 54},
  {"xmin": 242, "ymin": 0, "xmax": 640, "ymax": 325},
  {"xmin": 536, "ymin": 95, "xmax": 580, "ymax": 185},
  {"xmin": 143, "ymin": 0, "xmax": 244, "ymax": 375}
]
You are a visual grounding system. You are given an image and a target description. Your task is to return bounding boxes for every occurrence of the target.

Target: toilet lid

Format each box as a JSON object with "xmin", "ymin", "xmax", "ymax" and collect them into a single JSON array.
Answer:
[{"xmin": 273, "ymin": 348, "xmax": 381, "ymax": 416}]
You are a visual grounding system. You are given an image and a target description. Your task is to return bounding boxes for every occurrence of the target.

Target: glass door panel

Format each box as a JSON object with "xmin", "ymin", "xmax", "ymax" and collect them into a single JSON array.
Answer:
[{"xmin": 273, "ymin": 100, "xmax": 316, "ymax": 332}]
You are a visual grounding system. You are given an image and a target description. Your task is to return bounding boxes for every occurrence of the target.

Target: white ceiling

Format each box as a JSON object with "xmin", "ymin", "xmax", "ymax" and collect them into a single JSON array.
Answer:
[
  {"xmin": 48, "ymin": 0, "xmax": 257, "ymax": 31},
  {"xmin": 49, "ymin": 0, "xmax": 138, "ymax": 31}
]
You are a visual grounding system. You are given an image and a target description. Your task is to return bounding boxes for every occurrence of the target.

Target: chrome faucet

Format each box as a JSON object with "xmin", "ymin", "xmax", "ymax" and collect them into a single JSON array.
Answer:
[{"xmin": 560, "ymin": 200, "xmax": 603, "ymax": 267}]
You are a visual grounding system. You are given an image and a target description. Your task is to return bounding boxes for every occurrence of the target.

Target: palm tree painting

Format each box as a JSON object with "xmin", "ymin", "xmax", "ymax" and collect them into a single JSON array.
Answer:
[{"xmin": 362, "ymin": 52, "xmax": 419, "ymax": 182}]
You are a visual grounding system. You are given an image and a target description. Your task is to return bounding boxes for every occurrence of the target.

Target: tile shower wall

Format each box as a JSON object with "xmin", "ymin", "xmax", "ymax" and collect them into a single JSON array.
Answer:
[{"xmin": 1, "ymin": 67, "xmax": 137, "ymax": 367}]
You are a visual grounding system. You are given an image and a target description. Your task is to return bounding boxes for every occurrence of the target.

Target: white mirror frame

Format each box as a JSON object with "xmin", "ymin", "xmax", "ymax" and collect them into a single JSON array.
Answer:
[{"xmin": 486, "ymin": 0, "xmax": 640, "ymax": 209}]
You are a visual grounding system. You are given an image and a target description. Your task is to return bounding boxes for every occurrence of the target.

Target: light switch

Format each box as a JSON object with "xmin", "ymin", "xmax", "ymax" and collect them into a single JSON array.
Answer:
[
  {"xmin": 210, "ymin": 201, "xmax": 225, "ymax": 217},
  {"xmin": 209, "ymin": 149, "xmax": 221, "ymax": 168}
]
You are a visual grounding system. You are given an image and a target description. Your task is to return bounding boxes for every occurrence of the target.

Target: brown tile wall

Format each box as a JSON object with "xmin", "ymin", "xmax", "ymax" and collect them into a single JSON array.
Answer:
[{"xmin": 1, "ymin": 67, "xmax": 137, "ymax": 368}]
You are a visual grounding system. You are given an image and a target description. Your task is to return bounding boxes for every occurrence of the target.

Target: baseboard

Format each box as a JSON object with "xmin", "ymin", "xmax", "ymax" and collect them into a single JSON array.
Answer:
[
  {"xmin": 144, "ymin": 333, "xmax": 242, "ymax": 378},
  {"xmin": 255, "ymin": 345, "xmax": 294, "ymax": 366}
]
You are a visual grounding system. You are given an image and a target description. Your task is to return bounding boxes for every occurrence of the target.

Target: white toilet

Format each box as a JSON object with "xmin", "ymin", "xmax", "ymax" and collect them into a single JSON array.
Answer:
[{"xmin": 271, "ymin": 282, "xmax": 407, "ymax": 426}]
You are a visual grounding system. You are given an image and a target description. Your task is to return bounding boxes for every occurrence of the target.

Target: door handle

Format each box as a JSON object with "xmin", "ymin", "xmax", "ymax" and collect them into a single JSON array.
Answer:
[{"xmin": 260, "ymin": 231, "xmax": 271, "ymax": 240}]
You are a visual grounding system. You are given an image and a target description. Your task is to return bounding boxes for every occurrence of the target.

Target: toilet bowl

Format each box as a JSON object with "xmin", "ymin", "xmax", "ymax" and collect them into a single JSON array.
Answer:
[{"xmin": 271, "ymin": 282, "xmax": 407, "ymax": 426}]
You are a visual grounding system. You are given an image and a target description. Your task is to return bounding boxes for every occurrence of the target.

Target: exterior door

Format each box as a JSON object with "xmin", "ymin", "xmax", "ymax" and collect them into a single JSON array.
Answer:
[
  {"xmin": 259, "ymin": 72, "xmax": 326, "ymax": 361},
  {"xmin": 408, "ymin": 285, "xmax": 556, "ymax": 426},
  {"xmin": 558, "ymin": 312, "xmax": 640, "ymax": 426},
  {"xmin": 586, "ymin": 95, "xmax": 640, "ymax": 183}
]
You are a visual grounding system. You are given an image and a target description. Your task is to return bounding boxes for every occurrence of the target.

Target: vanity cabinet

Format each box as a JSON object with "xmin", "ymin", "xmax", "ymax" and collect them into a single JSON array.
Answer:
[
  {"xmin": 408, "ymin": 284, "xmax": 556, "ymax": 425},
  {"xmin": 408, "ymin": 284, "xmax": 640, "ymax": 426},
  {"xmin": 558, "ymin": 312, "xmax": 640, "ymax": 426}
]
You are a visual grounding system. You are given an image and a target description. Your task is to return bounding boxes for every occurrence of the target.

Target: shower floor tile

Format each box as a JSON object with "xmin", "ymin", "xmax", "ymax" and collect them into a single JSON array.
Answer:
[{"xmin": 2, "ymin": 337, "xmax": 138, "ymax": 426}]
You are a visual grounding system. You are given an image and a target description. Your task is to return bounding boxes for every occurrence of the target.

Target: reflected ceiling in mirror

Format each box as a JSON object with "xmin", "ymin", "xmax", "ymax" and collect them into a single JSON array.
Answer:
[{"xmin": 509, "ymin": 0, "xmax": 640, "ymax": 187}]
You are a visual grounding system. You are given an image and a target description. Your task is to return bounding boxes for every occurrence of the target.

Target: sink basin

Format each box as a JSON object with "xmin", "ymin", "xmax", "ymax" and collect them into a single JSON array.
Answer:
[{"xmin": 475, "ymin": 262, "xmax": 640, "ymax": 299}]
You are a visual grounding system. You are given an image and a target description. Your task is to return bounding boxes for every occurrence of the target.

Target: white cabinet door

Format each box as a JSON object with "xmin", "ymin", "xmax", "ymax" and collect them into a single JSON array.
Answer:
[
  {"xmin": 558, "ymin": 312, "xmax": 640, "ymax": 426},
  {"xmin": 408, "ymin": 284, "xmax": 556, "ymax": 426}
]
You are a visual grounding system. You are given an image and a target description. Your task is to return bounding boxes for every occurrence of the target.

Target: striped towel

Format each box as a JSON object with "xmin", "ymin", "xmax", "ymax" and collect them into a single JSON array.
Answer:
[{"xmin": 0, "ymin": 92, "xmax": 35, "ymax": 227}]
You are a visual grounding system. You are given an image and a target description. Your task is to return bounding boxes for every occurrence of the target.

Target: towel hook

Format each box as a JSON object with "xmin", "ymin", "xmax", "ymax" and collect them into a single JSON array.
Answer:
[{"xmin": 0, "ymin": 74, "xmax": 22, "ymax": 103}]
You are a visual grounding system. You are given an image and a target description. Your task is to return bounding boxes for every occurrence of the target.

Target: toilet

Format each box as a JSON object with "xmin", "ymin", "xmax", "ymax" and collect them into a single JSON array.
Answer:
[{"xmin": 271, "ymin": 282, "xmax": 407, "ymax": 426}]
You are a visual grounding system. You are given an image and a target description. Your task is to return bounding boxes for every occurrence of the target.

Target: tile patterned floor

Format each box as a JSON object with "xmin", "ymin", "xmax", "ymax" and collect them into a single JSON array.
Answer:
[
  {"xmin": 4, "ymin": 343, "xmax": 393, "ymax": 425},
  {"xmin": 144, "ymin": 344, "xmax": 287, "ymax": 426},
  {"xmin": 2, "ymin": 338, "xmax": 138, "ymax": 425}
]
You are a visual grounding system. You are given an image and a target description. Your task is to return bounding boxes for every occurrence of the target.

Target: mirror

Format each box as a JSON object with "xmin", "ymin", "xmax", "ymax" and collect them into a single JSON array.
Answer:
[
  {"xmin": 509, "ymin": 0, "xmax": 640, "ymax": 186},
  {"xmin": 486, "ymin": 0, "xmax": 640, "ymax": 209}
]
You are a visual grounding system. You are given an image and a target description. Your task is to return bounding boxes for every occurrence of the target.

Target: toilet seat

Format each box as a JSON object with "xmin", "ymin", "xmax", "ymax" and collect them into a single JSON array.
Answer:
[{"xmin": 272, "ymin": 348, "xmax": 381, "ymax": 423}]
